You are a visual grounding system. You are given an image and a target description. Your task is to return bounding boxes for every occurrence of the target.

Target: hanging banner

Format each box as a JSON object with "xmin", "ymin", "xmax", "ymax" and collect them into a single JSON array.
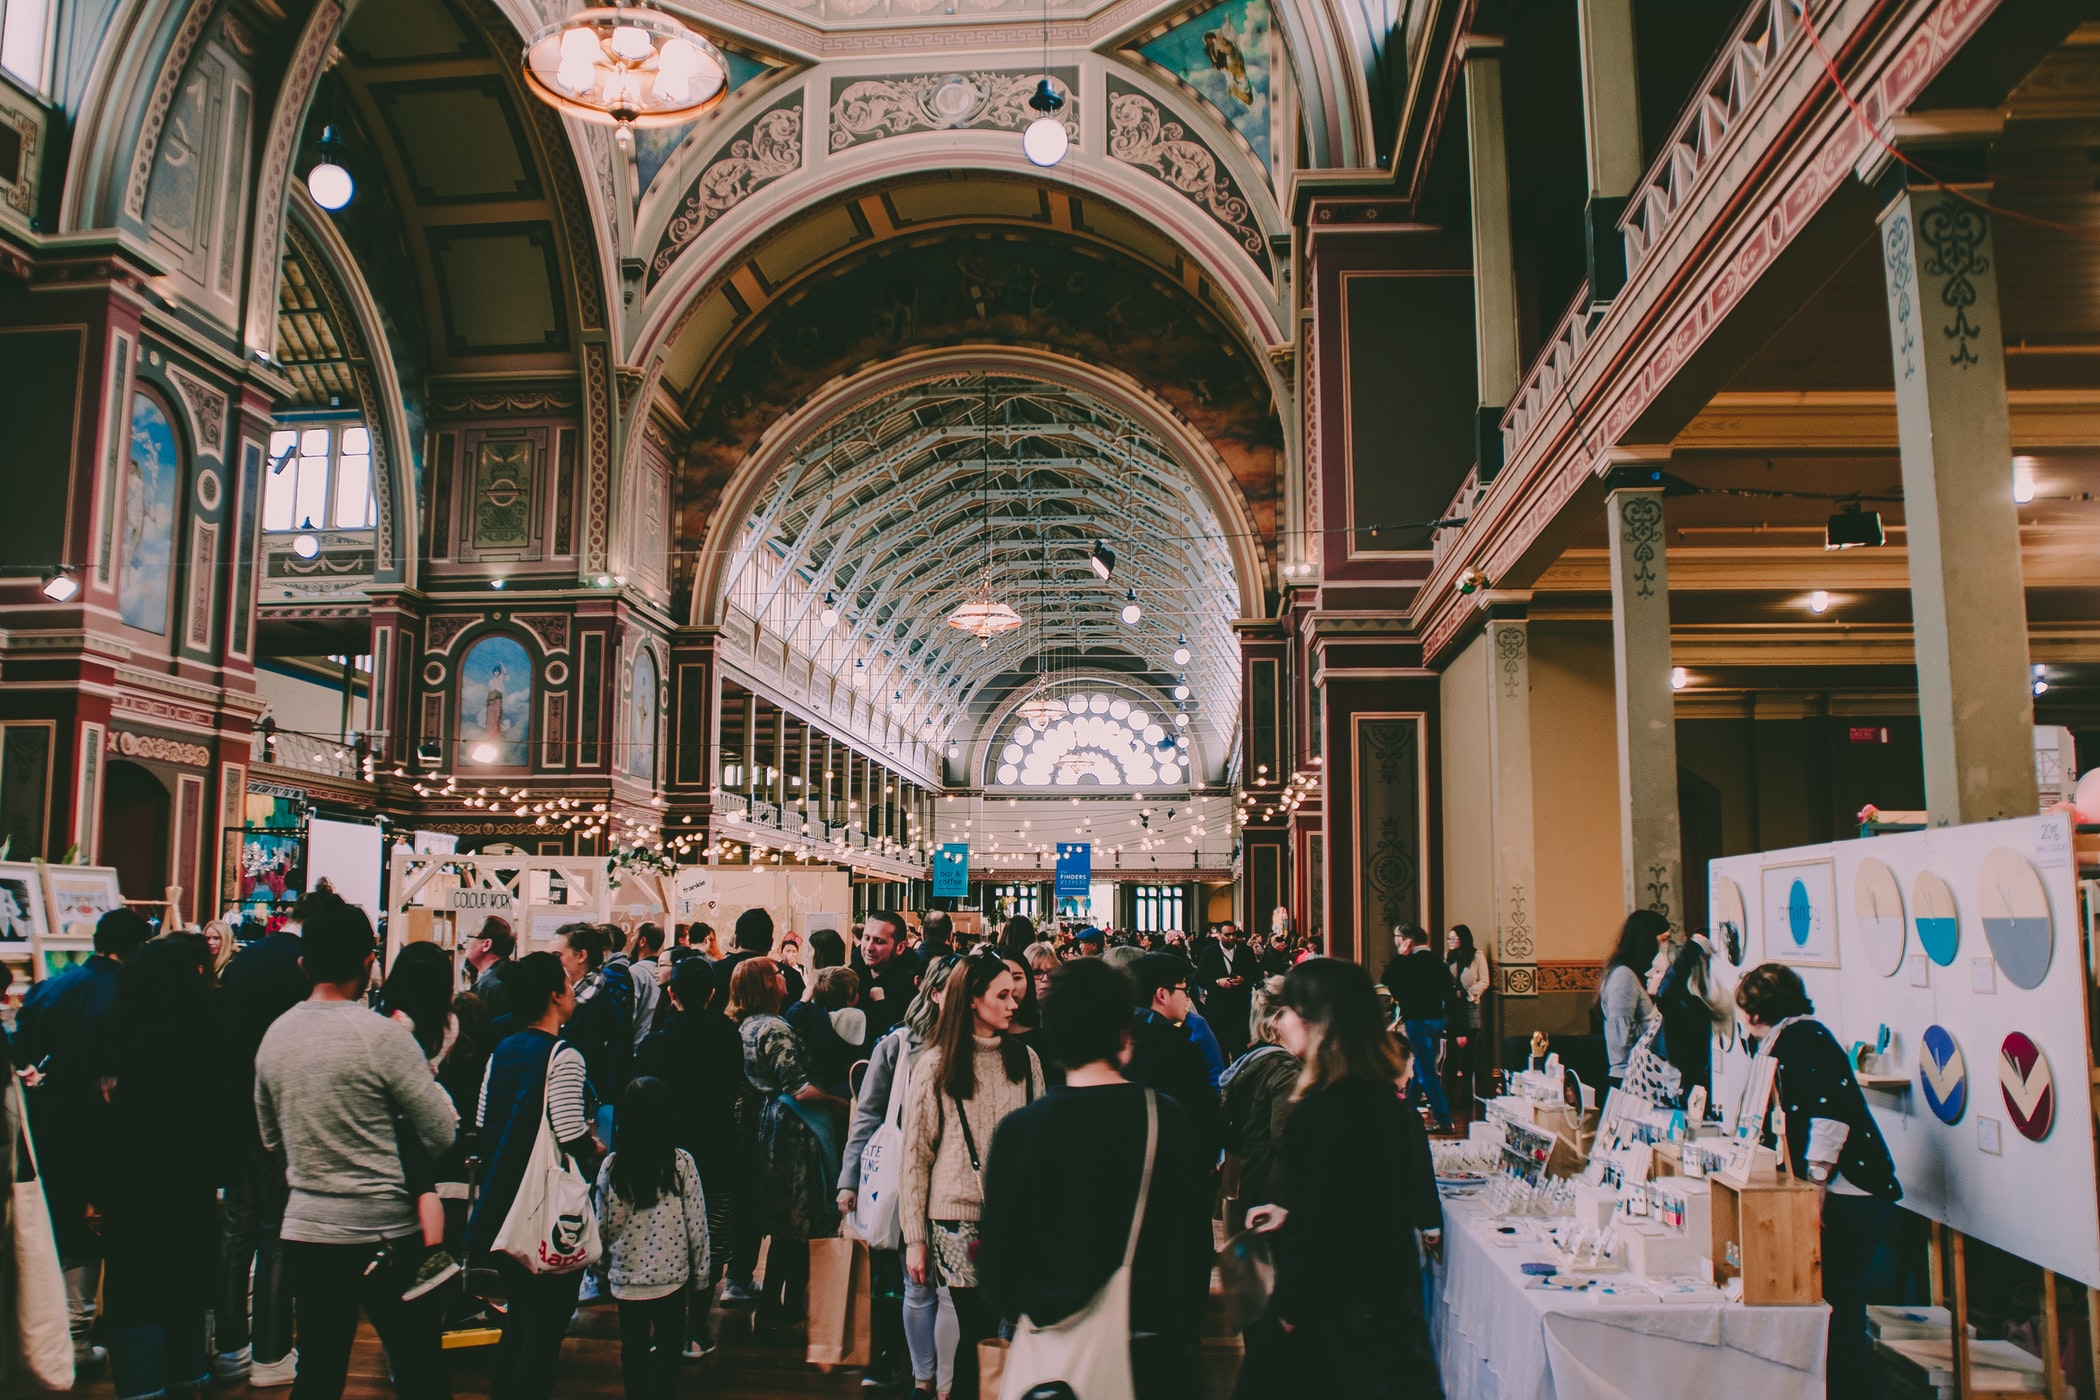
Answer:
[
  {"xmin": 934, "ymin": 843, "xmax": 970, "ymax": 898},
  {"xmin": 1055, "ymin": 842, "xmax": 1092, "ymax": 900}
]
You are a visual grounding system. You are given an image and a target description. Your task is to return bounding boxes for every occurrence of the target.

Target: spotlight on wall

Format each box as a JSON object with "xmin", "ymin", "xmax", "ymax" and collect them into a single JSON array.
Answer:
[
  {"xmin": 1670, "ymin": 666, "xmax": 1689, "ymax": 690},
  {"xmin": 39, "ymin": 565, "xmax": 79, "ymax": 602},
  {"xmin": 820, "ymin": 591, "xmax": 839, "ymax": 628},
  {"xmin": 1120, "ymin": 589, "xmax": 1141, "ymax": 625},
  {"xmin": 491, "ymin": 577, "xmax": 507, "ymax": 590},
  {"xmin": 1807, "ymin": 589, "xmax": 1829, "ymax": 614},
  {"xmin": 470, "ymin": 741, "xmax": 499, "ymax": 764},
  {"xmin": 292, "ymin": 519, "xmax": 320, "ymax": 559},
  {"xmin": 1824, "ymin": 504, "xmax": 1885, "ymax": 550},
  {"xmin": 2013, "ymin": 457, "xmax": 2038, "ymax": 505},
  {"xmin": 2034, "ymin": 663, "xmax": 2050, "ymax": 696},
  {"xmin": 306, "ymin": 127, "xmax": 354, "ymax": 210},
  {"xmin": 1089, "ymin": 540, "xmax": 1116, "ymax": 580},
  {"xmin": 416, "ymin": 739, "xmax": 443, "ymax": 768},
  {"xmin": 1456, "ymin": 566, "xmax": 1490, "ymax": 595}
]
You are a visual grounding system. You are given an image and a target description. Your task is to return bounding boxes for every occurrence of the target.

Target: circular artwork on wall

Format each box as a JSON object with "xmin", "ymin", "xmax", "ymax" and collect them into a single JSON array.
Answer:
[
  {"xmin": 545, "ymin": 660, "xmax": 570, "ymax": 687},
  {"xmin": 1913, "ymin": 870, "xmax": 1961, "ymax": 967},
  {"xmin": 422, "ymin": 660, "xmax": 446, "ymax": 686},
  {"xmin": 1999, "ymin": 1031, "xmax": 2055, "ymax": 1142},
  {"xmin": 1853, "ymin": 858, "xmax": 1907, "ymax": 977},
  {"xmin": 196, "ymin": 467, "xmax": 222, "ymax": 511},
  {"xmin": 1979, "ymin": 846, "xmax": 2053, "ymax": 990},
  {"xmin": 1918, "ymin": 1024, "xmax": 1966, "ymax": 1125},
  {"xmin": 1712, "ymin": 875, "xmax": 1747, "ymax": 966}
]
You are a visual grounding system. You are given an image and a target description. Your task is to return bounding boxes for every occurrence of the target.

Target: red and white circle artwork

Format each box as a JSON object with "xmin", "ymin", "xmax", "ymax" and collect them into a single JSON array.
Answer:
[{"xmin": 1999, "ymin": 1032, "xmax": 2055, "ymax": 1142}]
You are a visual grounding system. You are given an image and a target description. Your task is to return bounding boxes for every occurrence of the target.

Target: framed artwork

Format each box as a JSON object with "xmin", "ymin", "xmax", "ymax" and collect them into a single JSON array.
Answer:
[
  {"xmin": 629, "ymin": 648, "xmax": 659, "ymax": 782},
  {"xmin": 459, "ymin": 634, "xmax": 533, "ymax": 768},
  {"xmin": 40, "ymin": 946, "xmax": 93, "ymax": 979},
  {"xmin": 40, "ymin": 865, "xmax": 124, "ymax": 940},
  {"xmin": 1760, "ymin": 859, "xmax": 1838, "ymax": 967},
  {"xmin": 120, "ymin": 389, "xmax": 182, "ymax": 635},
  {"xmin": 235, "ymin": 829, "xmax": 306, "ymax": 909},
  {"xmin": 0, "ymin": 861, "xmax": 48, "ymax": 943}
]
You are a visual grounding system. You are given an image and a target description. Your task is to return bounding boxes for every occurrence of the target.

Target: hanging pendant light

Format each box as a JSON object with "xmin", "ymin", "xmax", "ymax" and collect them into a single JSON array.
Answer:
[
  {"xmin": 1023, "ymin": 78, "xmax": 1068, "ymax": 167},
  {"xmin": 522, "ymin": 6, "xmax": 730, "ymax": 133},
  {"xmin": 947, "ymin": 375, "xmax": 1024, "ymax": 646}
]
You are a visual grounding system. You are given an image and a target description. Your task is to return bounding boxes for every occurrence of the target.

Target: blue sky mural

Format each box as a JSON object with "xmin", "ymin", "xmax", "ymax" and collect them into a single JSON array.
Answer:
[
  {"xmin": 459, "ymin": 634, "xmax": 533, "ymax": 768},
  {"xmin": 635, "ymin": 51, "xmax": 771, "ymax": 201},
  {"xmin": 120, "ymin": 392, "xmax": 180, "ymax": 634},
  {"xmin": 1137, "ymin": 0, "xmax": 1275, "ymax": 174}
]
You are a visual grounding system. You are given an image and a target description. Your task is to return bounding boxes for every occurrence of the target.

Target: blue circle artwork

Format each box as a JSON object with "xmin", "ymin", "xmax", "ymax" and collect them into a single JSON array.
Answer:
[
  {"xmin": 1787, "ymin": 879, "xmax": 1812, "ymax": 947},
  {"xmin": 1918, "ymin": 1024, "xmax": 1967, "ymax": 1125}
]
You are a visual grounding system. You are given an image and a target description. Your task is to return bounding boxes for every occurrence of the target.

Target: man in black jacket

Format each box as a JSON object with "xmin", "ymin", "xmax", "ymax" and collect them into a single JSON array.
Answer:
[
  {"xmin": 1380, "ymin": 925, "xmax": 1456, "ymax": 1130},
  {"xmin": 980, "ymin": 958, "xmax": 1214, "ymax": 1400},
  {"xmin": 1194, "ymin": 923, "xmax": 1258, "ymax": 1061},
  {"xmin": 14, "ymin": 905, "xmax": 153, "ymax": 1369},
  {"xmin": 1122, "ymin": 953, "xmax": 1222, "ymax": 1165},
  {"xmin": 850, "ymin": 909, "xmax": 918, "ymax": 1041}
]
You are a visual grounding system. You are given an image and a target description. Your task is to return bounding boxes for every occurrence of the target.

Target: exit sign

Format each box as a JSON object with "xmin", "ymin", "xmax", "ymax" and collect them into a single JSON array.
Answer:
[{"xmin": 1849, "ymin": 726, "xmax": 1891, "ymax": 745}]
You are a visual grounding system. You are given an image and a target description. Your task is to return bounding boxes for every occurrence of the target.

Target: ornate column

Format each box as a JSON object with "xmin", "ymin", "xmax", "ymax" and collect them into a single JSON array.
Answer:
[
  {"xmin": 1575, "ymin": 0, "xmax": 1642, "ymax": 299},
  {"xmin": 1464, "ymin": 37, "xmax": 1521, "ymax": 480},
  {"xmin": 1873, "ymin": 151, "xmax": 2037, "ymax": 825},
  {"xmin": 1606, "ymin": 475, "xmax": 1683, "ymax": 926},
  {"xmin": 1484, "ymin": 606, "xmax": 1538, "ymax": 996}
]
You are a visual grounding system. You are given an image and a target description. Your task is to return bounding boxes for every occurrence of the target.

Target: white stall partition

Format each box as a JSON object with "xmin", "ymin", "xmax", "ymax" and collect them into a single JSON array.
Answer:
[{"xmin": 308, "ymin": 818, "xmax": 383, "ymax": 921}]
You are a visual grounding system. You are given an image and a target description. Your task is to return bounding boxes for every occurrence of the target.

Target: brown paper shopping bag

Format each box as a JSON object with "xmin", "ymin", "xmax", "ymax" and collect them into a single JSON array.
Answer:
[
  {"xmin": 977, "ymin": 1337, "xmax": 1009, "ymax": 1397},
  {"xmin": 805, "ymin": 1235, "xmax": 873, "ymax": 1371}
]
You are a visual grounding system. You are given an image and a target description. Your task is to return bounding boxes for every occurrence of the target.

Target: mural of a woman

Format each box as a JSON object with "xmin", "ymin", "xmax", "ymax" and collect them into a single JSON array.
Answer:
[
  {"xmin": 459, "ymin": 635, "xmax": 532, "ymax": 767},
  {"xmin": 120, "ymin": 391, "xmax": 182, "ymax": 634},
  {"xmin": 630, "ymin": 649, "xmax": 659, "ymax": 781}
]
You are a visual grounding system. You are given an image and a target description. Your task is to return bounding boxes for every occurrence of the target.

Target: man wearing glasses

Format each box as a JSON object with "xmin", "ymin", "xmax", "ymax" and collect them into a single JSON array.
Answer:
[
  {"xmin": 463, "ymin": 916, "xmax": 515, "ymax": 1019},
  {"xmin": 1123, "ymin": 953, "xmax": 1223, "ymax": 1164}
]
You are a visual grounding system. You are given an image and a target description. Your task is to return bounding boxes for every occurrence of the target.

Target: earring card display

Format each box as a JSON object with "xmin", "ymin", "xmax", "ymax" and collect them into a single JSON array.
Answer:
[{"xmin": 1710, "ymin": 812, "xmax": 2100, "ymax": 1286}]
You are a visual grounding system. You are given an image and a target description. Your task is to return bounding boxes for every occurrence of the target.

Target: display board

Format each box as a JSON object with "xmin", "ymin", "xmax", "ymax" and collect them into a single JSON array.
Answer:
[
  {"xmin": 308, "ymin": 818, "xmax": 383, "ymax": 920},
  {"xmin": 1709, "ymin": 813, "xmax": 2099, "ymax": 1286}
]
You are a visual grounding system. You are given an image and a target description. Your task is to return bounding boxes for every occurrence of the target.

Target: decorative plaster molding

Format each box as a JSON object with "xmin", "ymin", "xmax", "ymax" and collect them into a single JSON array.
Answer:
[
  {"xmin": 122, "ymin": 0, "xmax": 219, "ymax": 222},
  {"xmin": 166, "ymin": 364, "xmax": 229, "ymax": 460}
]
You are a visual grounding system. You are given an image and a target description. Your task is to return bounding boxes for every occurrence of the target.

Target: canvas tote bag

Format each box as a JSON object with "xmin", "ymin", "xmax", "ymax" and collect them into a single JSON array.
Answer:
[
  {"xmin": 6, "ymin": 1075, "xmax": 72, "ymax": 1393},
  {"xmin": 999, "ymin": 1090, "xmax": 1157, "ymax": 1400},
  {"xmin": 492, "ymin": 1049, "xmax": 602, "ymax": 1275},
  {"xmin": 854, "ymin": 1038, "xmax": 912, "ymax": 1249}
]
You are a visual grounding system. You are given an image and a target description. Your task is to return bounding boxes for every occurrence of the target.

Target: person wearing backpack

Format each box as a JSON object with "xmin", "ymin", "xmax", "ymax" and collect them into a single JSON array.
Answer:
[
  {"xmin": 596, "ymin": 1077, "xmax": 710, "ymax": 1400},
  {"xmin": 840, "ymin": 957, "xmax": 959, "ymax": 1398},
  {"xmin": 468, "ymin": 952, "xmax": 598, "ymax": 1400}
]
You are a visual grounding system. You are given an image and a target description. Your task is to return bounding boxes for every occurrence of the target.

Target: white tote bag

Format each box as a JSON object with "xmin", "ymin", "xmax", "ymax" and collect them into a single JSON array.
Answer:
[
  {"xmin": 7, "ymin": 1077, "xmax": 73, "ymax": 1393},
  {"xmin": 492, "ymin": 1055, "xmax": 602, "ymax": 1275},
  {"xmin": 854, "ymin": 1038, "xmax": 912, "ymax": 1250},
  {"xmin": 1000, "ymin": 1090, "xmax": 1157, "ymax": 1400}
]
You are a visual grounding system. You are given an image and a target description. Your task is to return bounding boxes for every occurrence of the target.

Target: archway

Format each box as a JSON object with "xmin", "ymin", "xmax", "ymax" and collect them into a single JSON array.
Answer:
[{"xmin": 102, "ymin": 759, "xmax": 171, "ymax": 902}]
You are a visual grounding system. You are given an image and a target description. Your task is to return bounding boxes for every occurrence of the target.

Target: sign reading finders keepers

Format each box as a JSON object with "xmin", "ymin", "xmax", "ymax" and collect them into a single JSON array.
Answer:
[
  {"xmin": 1055, "ymin": 843, "xmax": 1091, "ymax": 899},
  {"xmin": 448, "ymin": 889, "xmax": 515, "ymax": 913}
]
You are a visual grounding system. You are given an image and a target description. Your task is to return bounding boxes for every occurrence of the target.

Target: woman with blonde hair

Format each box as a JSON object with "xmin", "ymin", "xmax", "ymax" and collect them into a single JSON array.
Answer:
[
  {"xmin": 1238, "ymin": 958, "xmax": 1441, "ymax": 1399},
  {"xmin": 201, "ymin": 919, "xmax": 237, "ymax": 979},
  {"xmin": 729, "ymin": 956, "xmax": 845, "ymax": 1330},
  {"xmin": 899, "ymin": 951, "xmax": 1044, "ymax": 1399}
]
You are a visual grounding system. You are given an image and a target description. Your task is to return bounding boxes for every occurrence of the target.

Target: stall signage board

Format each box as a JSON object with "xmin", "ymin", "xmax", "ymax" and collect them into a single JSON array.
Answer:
[
  {"xmin": 449, "ymin": 889, "xmax": 515, "ymax": 913},
  {"xmin": 934, "ymin": 844, "xmax": 970, "ymax": 898},
  {"xmin": 1055, "ymin": 843, "xmax": 1091, "ymax": 899}
]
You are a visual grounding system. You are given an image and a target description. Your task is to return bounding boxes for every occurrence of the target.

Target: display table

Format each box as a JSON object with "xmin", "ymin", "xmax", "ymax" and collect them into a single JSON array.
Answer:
[{"xmin": 1431, "ymin": 1196, "xmax": 1830, "ymax": 1400}]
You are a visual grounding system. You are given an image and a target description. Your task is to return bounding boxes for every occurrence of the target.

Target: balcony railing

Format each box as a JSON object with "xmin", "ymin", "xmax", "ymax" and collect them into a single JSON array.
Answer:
[
  {"xmin": 251, "ymin": 729, "xmax": 369, "ymax": 781},
  {"xmin": 1501, "ymin": 285, "xmax": 1601, "ymax": 465},
  {"xmin": 1619, "ymin": 0, "xmax": 1826, "ymax": 274}
]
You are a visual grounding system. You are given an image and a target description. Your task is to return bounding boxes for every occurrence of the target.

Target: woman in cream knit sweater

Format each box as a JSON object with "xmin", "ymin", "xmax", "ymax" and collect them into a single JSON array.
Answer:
[{"xmin": 900, "ymin": 951, "xmax": 1045, "ymax": 1400}]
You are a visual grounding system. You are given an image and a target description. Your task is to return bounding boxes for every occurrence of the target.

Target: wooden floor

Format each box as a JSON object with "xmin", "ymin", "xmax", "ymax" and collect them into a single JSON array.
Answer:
[{"xmin": 76, "ymin": 1296, "xmax": 1247, "ymax": 1400}]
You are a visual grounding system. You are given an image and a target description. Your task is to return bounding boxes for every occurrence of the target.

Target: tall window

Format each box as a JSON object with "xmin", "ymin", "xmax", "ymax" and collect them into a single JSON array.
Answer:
[
  {"xmin": 1133, "ymin": 885, "xmax": 1186, "ymax": 934},
  {"xmin": 0, "ymin": 0, "xmax": 50, "ymax": 92},
  {"xmin": 992, "ymin": 883, "xmax": 1041, "ymax": 919},
  {"xmin": 264, "ymin": 421, "xmax": 374, "ymax": 532}
]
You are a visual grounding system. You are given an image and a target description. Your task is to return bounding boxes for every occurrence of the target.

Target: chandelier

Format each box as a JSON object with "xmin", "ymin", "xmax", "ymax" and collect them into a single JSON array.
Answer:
[
  {"xmin": 1017, "ymin": 692, "xmax": 1067, "ymax": 728},
  {"xmin": 522, "ymin": 7, "xmax": 729, "ymax": 130},
  {"xmin": 945, "ymin": 378, "xmax": 1023, "ymax": 647}
]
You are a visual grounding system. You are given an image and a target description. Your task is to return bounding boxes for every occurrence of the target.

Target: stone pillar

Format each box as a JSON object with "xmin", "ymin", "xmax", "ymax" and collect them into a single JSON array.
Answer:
[
  {"xmin": 1463, "ymin": 37, "xmax": 1520, "ymax": 480},
  {"xmin": 1606, "ymin": 481, "xmax": 1683, "ymax": 926},
  {"xmin": 1484, "ymin": 608, "xmax": 1538, "ymax": 997},
  {"xmin": 1575, "ymin": 0, "xmax": 1642, "ymax": 300},
  {"xmin": 1874, "ymin": 164, "xmax": 2037, "ymax": 825}
]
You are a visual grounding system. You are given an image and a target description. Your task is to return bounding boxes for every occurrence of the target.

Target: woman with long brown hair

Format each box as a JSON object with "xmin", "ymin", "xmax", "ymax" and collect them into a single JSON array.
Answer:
[
  {"xmin": 1237, "ymin": 957, "xmax": 1443, "ymax": 1400},
  {"xmin": 898, "ymin": 949, "xmax": 1044, "ymax": 1399}
]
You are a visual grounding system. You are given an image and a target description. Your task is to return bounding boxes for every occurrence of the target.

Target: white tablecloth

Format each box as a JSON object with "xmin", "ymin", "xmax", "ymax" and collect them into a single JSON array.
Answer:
[{"xmin": 1430, "ymin": 1197, "xmax": 1829, "ymax": 1400}]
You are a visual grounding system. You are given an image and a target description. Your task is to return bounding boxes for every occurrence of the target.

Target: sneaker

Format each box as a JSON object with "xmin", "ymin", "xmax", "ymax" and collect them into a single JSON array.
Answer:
[
  {"xmin": 249, "ymin": 1351, "xmax": 297, "ymax": 1388},
  {"xmin": 718, "ymin": 1277, "xmax": 757, "ymax": 1304},
  {"xmin": 681, "ymin": 1337, "xmax": 716, "ymax": 1360},
  {"xmin": 576, "ymin": 1273, "xmax": 603, "ymax": 1304},
  {"xmin": 213, "ymin": 1347, "xmax": 253, "ymax": 1382},
  {"xmin": 401, "ymin": 1248, "xmax": 461, "ymax": 1302},
  {"xmin": 73, "ymin": 1342, "xmax": 106, "ymax": 1371}
]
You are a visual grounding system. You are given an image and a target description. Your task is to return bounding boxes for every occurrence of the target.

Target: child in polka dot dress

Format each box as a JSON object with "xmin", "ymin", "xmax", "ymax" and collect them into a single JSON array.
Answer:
[{"xmin": 597, "ymin": 1077, "xmax": 712, "ymax": 1400}]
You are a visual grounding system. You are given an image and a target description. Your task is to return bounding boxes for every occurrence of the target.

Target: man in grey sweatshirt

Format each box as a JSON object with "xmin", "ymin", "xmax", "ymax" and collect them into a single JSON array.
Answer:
[{"xmin": 254, "ymin": 905, "xmax": 458, "ymax": 1400}]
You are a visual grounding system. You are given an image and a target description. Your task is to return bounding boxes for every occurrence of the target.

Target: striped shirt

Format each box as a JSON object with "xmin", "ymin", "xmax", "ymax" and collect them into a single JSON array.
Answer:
[{"xmin": 479, "ymin": 1040, "xmax": 590, "ymax": 1143}]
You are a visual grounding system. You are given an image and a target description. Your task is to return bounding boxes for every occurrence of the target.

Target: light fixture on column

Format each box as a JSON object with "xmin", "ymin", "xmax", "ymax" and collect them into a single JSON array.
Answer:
[
  {"xmin": 820, "ymin": 592, "xmax": 839, "ymax": 628},
  {"xmin": 1807, "ymin": 590, "xmax": 1829, "ymax": 614},
  {"xmin": 1824, "ymin": 503, "xmax": 1885, "ymax": 550},
  {"xmin": 292, "ymin": 519, "xmax": 320, "ymax": 559},
  {"xmin": 1120, "ymin": 589, "xmax": 1141, "ymax": 625},
  {"xmin": 521, "ymin": 6, "xmax": 729, "ymax": 136},
  {"xmin": 2033, "ymin": 664, "xmax": 2049, "ymax": 696},
  {"xmin": 306, "ymin": 126, "xmax": 354, "ymax": 210},
  {"xmin": 39, "ymin": 565, "xmax": 79, "ymax": 602},
  {"xmin": 1669, "ymin": 666, "xmax": 1689, "ymax": 690},
  {"xmin": 2013, "ymin": 457, "xmax": 2037, "ymax": 505},
  {"xmin": 1088, "ymin": 539, "xmax": 1115, "ymax": 580}
]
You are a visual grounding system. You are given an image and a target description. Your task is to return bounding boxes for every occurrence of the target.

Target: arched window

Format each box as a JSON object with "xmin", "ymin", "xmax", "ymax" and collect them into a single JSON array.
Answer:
[
  {"xmin": 458, "ymin": 634, "xmax": 533, "ymax": 770},
  {"xmin": 264, "ymin": 421, "xmax": 374, "ymax": 533},
  {"xmin": 120, "ymin": 389, "xmax": 183, "ymax": 635},
  {"xmin": 989, "ymin": 691, "xmax": 1191, "ymax": 789},
  {"xmin": 630, "ymin": 649, "xmax": 659, "ymax": 781}
]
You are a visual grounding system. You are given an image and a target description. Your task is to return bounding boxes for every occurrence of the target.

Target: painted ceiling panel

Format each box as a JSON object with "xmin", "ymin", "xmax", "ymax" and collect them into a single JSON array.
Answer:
[
  {"xmin": 887, "ymin": 178, "xmax": 1044, "ymax": 225},
  {"xmin": 1132, "ymin": 0, "xmax": 1278, "ymax": 174},
  {"xmin": 426, "ymin": 223, "xmax": 568, "ymax": 354},
  {"xmin": 340, "ymin": 0, "xmax": 483, "ymax": 65},
  {"xmin": 663, "ymin": 291, "xmax": 741, "ymax": 394},
  {"xmin": 369, "ymin": 77, "xmax": 539, "ymax": 203},
  {"xmin": 752, "ymin": 203, "xmax": 862, "ymax": 288}
]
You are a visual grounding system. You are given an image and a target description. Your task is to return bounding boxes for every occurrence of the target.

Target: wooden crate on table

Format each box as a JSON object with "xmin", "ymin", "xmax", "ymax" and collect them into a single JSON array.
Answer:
[{"xmin": 1709, "ymin": 1175, "xmax": 1821, "ymax": 1305}]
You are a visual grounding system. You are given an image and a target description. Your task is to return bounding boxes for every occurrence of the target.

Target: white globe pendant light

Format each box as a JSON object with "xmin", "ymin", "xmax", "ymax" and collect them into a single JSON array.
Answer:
[
  {"xmin": 306, "ymin": 127, "xmax": 353, "ymax": 210},
  {"xmin": 1022, "ymin": 76, "xmax": 1067, "ymax": 167}
]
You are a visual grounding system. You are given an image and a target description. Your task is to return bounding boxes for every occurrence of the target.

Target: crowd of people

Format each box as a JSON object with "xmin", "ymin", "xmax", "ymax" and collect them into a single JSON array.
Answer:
[{"xmin": 2, "ymin": 901, "xmax": 1455, "ymax": 1400}]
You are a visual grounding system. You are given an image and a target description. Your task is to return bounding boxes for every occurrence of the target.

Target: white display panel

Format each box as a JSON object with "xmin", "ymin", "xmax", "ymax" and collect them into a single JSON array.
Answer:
[
  {"xmin": 308, "ymin": 818, "xmax": 383, "ymax": 920},
  {"xmin": 1709, "ymin": 813, "xmax": 2099, "ymax": 1286}
]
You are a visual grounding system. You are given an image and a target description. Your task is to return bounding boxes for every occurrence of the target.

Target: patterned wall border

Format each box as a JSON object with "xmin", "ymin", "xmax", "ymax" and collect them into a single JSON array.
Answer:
[
  {"xmin": 1103, "ymin": 78, "xmax": 1268, "ymax": 280},
  {"xmin": 239, "ymin": 0, "xmax": 343, "ymax": 352},
  {"xmin": 648, "ymin": 93, "xmax": 805, "ymax": 289},
  {"xmin": 827, "ymin": 68, "xmax": 1076, "ymax": 151},
  {"xmin": 1533, "ymin": 960, "xmax": 1603, "ymax": 994},
  {"xmin": 122, "ymin": 0, "xmax": 218, "ymax": 222}
]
